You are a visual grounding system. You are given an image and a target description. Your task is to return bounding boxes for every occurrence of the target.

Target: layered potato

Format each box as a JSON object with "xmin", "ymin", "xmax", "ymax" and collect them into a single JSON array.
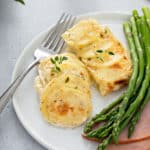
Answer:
[
  {"xmin": 34, "ymin": 53, "xmax": 92, "ymax": 127},
  {"xmin": 62, "ymin": 19, "xmax": 132, "ymax": 96}
]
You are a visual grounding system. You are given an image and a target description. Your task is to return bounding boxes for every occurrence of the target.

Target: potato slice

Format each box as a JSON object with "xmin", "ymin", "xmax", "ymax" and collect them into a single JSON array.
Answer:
[{"xmin": 40, "ymin": 80, "xmax": 92, "ymax": 127}]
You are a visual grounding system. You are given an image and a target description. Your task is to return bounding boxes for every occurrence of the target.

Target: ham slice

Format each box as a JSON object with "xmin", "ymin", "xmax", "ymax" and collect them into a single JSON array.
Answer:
[
  {"xmin": 83, "ymin": 100, "xmax": 150, "ymax": 144},
  {"xmin": 106, "ymin": 139, "xmax": 150, "ymax": 150},
  {"xmin": 118, "ymin": 99, "xmax": 150, "ymax": 143}
]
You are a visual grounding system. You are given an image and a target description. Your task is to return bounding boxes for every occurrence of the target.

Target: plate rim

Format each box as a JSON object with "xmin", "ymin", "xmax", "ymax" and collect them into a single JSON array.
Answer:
[{"xmin": 11, "ymin": 11, "xmax": 130, "ymax": 150}]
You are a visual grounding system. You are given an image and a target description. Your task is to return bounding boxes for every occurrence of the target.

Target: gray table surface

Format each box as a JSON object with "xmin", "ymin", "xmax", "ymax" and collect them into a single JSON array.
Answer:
[{"xmin": 0, "ymin": 0, "xmax": 149, "ymax": 149}]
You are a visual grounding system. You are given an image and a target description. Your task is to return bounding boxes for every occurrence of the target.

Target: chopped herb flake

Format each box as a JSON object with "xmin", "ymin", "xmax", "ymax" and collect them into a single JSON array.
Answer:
[
  {"xmin": 108, "ymin": 51, "xmax": 115, "ymax": 55},
  {"xmin": 96, "ymin": 57, "xmax": 104, "ymax": 62},
  {"xmin": 65, "ymin": 77, "xmax": 70, "ymax": 83},
  {"xmin": 62, "ymin": 56, "xmax": 68, "ymax": 61},
  {"xmin": 50, "ymin": 58, "xmax": 55, "ymax": 64},
  {"xmin": 99, "ymin": 57, "xmax": 104, "ymax": 62},
  {"xmin": 96, "ymin": 49, "xmax": 103, "ymax": 53},
  {"xmin": 55, "ymin": 56, "xmax": 59, "ymax": 61},
  {"xmin": 56, "ymin": 66, "xmax": 61, "ymax": 72}
]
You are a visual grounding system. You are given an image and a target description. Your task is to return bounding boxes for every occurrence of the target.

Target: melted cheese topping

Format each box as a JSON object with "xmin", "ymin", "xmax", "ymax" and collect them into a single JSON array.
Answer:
[
  {"xmin": 62, "ymin": 19, "xmax": 132, "ymax": 96},
  {"xmin": 34, "ymin": 53, "xmax": 92, "ymax": 127}
]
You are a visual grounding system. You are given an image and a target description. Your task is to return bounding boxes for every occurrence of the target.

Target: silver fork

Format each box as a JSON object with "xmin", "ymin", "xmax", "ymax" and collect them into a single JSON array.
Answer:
[{"xmin": 0, "ymin": 13, "xmax": 76, "ymax": 113}]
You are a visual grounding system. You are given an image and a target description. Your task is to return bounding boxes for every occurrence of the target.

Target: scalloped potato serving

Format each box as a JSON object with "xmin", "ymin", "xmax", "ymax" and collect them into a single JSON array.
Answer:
[
  {"xmin": 62, "ymin": 19, "xmax": 132, "ymax": 96},
  {"xmin": 34, "ymin": 53, "xmax": 92, "ymax": 127},
  {"xmin": 34, "ymin": 19, "xmax": 132, "ymax": 128}
]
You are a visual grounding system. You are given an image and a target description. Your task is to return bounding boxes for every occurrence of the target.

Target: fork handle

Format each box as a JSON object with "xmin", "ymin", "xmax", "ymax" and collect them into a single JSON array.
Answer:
[{"xmin": 0, "ymin": 59, "xmax": 40, "ymax": 113}]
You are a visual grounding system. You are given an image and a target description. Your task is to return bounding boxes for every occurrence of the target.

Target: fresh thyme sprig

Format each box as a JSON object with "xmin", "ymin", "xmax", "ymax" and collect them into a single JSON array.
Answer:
[{"xmin": 50, "ymin": 56, "xmax": 68, "ymax": 72}]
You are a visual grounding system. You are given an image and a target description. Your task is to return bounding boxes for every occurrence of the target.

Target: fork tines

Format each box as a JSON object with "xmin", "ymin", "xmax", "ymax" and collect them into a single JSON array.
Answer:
[{"xmin": 42, "ymin": 13, "xmax": 76, "ymax": 53}]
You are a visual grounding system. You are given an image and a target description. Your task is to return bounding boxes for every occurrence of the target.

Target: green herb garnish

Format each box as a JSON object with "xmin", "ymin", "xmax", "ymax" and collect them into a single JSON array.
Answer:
[
  {"xmin": 55, "ymin": 56, "xmax": 59, "ymax": 61},
  {"xmin": 65, "ymin": 77, "xmax": 70, "ymax": 83},
  {"xmin": 50, "ymin": 56, "xmax": 68, "ymax": 72},
  {"xmin": 50, "ymin": 58, "xmax": 56, "ymax": 64},
  {"xmin": 96, "ymin": 57, "xmax": 104, "ymax": 62},
  {"xmin": 15, "ymin": 0, "xmax": 25, "ymax": 5},
  {"xmin": 56, "ymin": 66, "xmax": 61, "ymax": 72},
  {"xmin": 108, "ymin": 51, "xmax": 115, "ymax": 55},
  {"xmin": 96, "ymin": 49, "xmax": 103, "ymax": 53},
  {"xmin": 96, "ymin": 49, "xmax": 114, "ymax": 62},
  {"xmin": 99, "ymin": 57, "xmax": 104, "ymax": 62},
  {"xmin": 62, "ymin": 56, "xmax": 68, "ymax": 61},
  {"xmin": 96, "ymin": 50, "xmax": 104, "ymax": 62}
]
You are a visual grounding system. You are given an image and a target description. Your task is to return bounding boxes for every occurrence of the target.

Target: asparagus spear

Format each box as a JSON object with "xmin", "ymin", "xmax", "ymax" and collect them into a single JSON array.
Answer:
[
  {"xmin": 132, "ymin": 10, "xmax": 140, "ymax": 20},
  {"xmin": 142, "ymin": 7, "xmax": 150, "ymax": 29},
  {"xmin": 86, "ymin": 110, "xmax": 118, "ymax": 138},
  {"xmin": 84, "ymin": 94, "xmax": 124, "ymax": 133},
  {"xmin": 128, "ymin": 85, "xmax": 150, "ymax": 137},
  {"xmin": 132, "ymin": 10, "xmax": 145, "ymax": 52},
  {"xmin": 126, "ymin": 16, "xmax": 150, "ymax": 118},
  {"xmin": 94, "ymin": 107, "xmax": 118, "ymax": 123},
  {"xmin": 86, "ymin": 119, "xmax": 114, "ymax": 138},
  {"xmin": 127, "ymin": 14, "xmax": 146, "ymax": 137},
  {"xmin": 97, "ymin": 135, "xmax": 112, "ymax": 150},
  {"xmin": 119, "ymin": 16, "xmax": 150, "ymax": 139},
  {"xmin": 130, "ymin": 16, "xmax": 145, "ymax": 95},
  {"xmin": 112, "ymin": 21, "xmax": 139, "ymax": 144}
]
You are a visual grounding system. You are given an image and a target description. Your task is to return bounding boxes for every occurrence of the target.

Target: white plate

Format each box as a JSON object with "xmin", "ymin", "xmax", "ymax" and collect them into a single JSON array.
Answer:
[{"xmin": 12, "ymin": 12, "xmax": 130, "ymax": 150}]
